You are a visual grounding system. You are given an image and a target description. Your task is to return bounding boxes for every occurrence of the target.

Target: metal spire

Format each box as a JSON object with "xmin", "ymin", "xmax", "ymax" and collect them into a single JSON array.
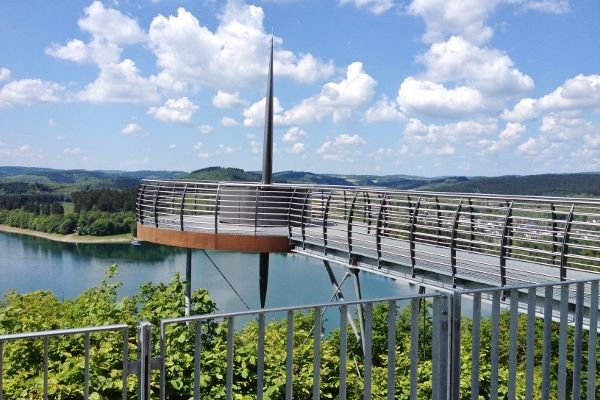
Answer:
[{"xmin": 261, "ymin": 37, "xmax": 274, "ymax": 184}]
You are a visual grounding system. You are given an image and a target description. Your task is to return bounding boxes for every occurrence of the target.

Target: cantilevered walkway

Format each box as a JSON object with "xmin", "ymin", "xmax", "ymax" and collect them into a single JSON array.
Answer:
[{"xmin": 136, "ymin": 179, "xmax": 600, "ymax": 292}]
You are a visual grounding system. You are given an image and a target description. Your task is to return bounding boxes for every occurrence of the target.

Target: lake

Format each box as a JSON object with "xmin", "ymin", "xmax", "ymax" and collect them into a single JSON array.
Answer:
[{"xmin": 0, "ymin": 231, "xmax": 418, "ymax": 313}]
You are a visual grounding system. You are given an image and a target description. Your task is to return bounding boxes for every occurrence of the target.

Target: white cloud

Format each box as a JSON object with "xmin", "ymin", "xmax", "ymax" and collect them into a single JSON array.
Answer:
[
  {"xmin": 420, "ymin": 36, "xmax": 533, "ymax": 96},
  {"xmin": 371, "ymin": 146, "xmax": 409, "ymax": 158},
  {"xmin": 478, "ymin": 122, "xmax": 526, "ymax": 154},
  {"xmin": 316, "ymin": 134, "xmax": 367, "ymax": 161},
  {"xmin": 193, "ymin": 142, "xmax": 210, "ymax": 158},
  {"xmin": 221, "ymin": 117, "xmax": 240, "ymax": 127},
  {"xmin": 397, "ymin": 78, "xmax": 484, "ymax": 117},
  {"xmin": 168, "ymin": 144, "xmax": 176, "ymax": 149},
  {"xmin": 339, "ymin": 0, "xmax": 395, "ymax": 14},
  {"xmin": 365, "ymin": 96, "xmax": 404, "ymax": 122},
  {"xmin": 48, "ymin": 119, "xmax": 56, "ymax": 127},
  {"xmin": 0, "ymin": 79, "xmax": 64, "ymax": 107},
  {"xmin": 517, "ymin": 0, "xmax": 570, "ymax": 14},
  {"xmin": 77, "ymin": 59, "xmax": 159, "ymax": 103},
  {"xmin": 243, "ymin": 96, "xmax": 284, "ymax": 127},
  {"xmin": 0, "ymin": 67, "xmax": 10, "ymax": 81},
  {"xmin": 216, "ymin": 144, "xmax": 236, "ymax": 155},
  {"xmin": 502, "ymin": 75, "xmax": 600, "ymax": 121},
  {"xmin": 250, "ymin": 139, "xmax": 261, "ymax": 154},
  {"xmin": 288, "ymin": 142, "xmax": 305, "ymax": 154},
  {"xmin": 45, "ymin": 1, "xmax": 145, "ymax": 65},
  {"xmin": 19, "ymin": 145, "xmax": 30, "ymax": 153},
  {"xmin": 539, "ymin": 114, "xmax": 592, "ymax": 142},
  {"xmin": 148, "ymin": 97, "xmax": 198, "ymax": 123},
  {"xmin": 408, "ymin": 0, "xmax": 499, "ymax": 44},
  {"xmin": 148, "ymin": 4, "xmax": 333, "ymax": 89},
  {"xmin": 63, "ymin": 147, "xmax": 83, "ymax": 155},
  {"xmin": 517, "ymin": 137, "xmax": 541, "ymax": 156},
  {"xmin": 121, "ymin": 122, "xmax": 147, "ymax": 136},
  {"xmin": 199, "ymin": 124, "xmax": 214, "ymax": 134},
  {"xmin": 280, "ymin": 62, "xmax": 377, "ymax": 125},
  {"xmin": 212, "ymin": 90, "xmax": 244, "ymax": 108},
  {"xmin": 282, "ymin": 127, "xmax": 306, "ymax": 142}
]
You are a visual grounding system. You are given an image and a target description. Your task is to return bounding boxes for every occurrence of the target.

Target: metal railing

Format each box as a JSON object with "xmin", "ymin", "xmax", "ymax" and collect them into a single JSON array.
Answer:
[{"xmin": 137, "ymin": 180, "xmax": 600, "ymax": 287}]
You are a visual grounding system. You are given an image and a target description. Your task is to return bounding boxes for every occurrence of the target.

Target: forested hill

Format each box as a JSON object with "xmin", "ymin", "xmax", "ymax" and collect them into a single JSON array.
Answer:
[{"xmin": 1, "ymin": 166, "xmax": 599, "ymax": 197}]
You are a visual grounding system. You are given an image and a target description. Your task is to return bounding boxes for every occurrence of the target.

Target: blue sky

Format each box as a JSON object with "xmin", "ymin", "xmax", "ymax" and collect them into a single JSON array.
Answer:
[{"xmin": 0, "ymin": 0, "xmax": 598, "ymax": 176}]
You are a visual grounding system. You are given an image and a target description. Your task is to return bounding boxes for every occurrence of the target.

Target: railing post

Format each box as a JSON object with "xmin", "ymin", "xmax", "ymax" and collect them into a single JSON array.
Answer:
[
  {"xmin": 450, "ymin": 199, "xmax": 463, "ymax": 288},
  {"xmin": 550, "ymin": 203, "xmax": 558, "ymax": 265},
  {"xmin": 499, "ymin": 201, "xmax": 514, "ymax": 287},
  {"xmin": 467, "ymin": 199, "xmax": 474, "ymax": 251},
  {"xmin": 375, "ymin": 195, "xmax": 387, "ymax": 268},
  {"xmin": 323, "ymin": 191, "xmax": 332, "ymax": 254},
  {"xmin": 254, "ymin": 186, "xmax": 260, "ymax": 234},
  {"xmin": 435, "ymin": 196, "xmax": 442, "ymax": 245},
  {"xmin": 560, "ymin": 204, "xmax": 575, "ymax": 281},
  {"xmin": 432, "ymin": 295, "xmax": 450, "ymax": 400},
  {"xmin": 450, "ymin": 293, "xmax": 461, "ymax": 400},
  {"xmin": 179, "ymin": 184, "xmax": 188, "ymax": 231},
  {"xmin": 153, "ymin": 183, "xmax": 161, "ymax": 228},
  {"xmin": 347, "ymin": 193, "xmax": 358, "ymax": 263},
  {"xmin": 409, "ymin": 196, "xmax": 421, "ymax": 278},
  {"xmin": 137, "ymin": 183, "xmax": 146, "ymax": 225},
  {"xmin": 300, "ymin": 190, "xmax": 310, "ymax": 249},
  {"xmin": 287, "ymin": 188, "xmax": 298, "ymax": 239},
  {"xmin": 214, "ymin": 184, "xmax": 221, "ymax": 234},
  {"xmin": 137, "ymin": 321, "xmax": 152, "ymax": 400}
]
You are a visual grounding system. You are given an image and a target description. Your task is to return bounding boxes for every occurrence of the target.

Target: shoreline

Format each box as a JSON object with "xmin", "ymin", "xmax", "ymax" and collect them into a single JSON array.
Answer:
[{"xmin": 0, "ymin": 224, "xmax": 135, "ymax": 244}]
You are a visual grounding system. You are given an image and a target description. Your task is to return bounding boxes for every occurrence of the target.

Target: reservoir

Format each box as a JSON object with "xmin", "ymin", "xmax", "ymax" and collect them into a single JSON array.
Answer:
[{"xmin": 0, "ymin": 231, "xmax": 415, "ymax": 313}]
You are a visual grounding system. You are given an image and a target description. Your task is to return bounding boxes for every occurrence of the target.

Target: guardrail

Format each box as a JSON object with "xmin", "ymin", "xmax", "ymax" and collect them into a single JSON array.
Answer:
[{"xmin": 137, "ymin": 179, "xmax": 600, "ymax": 287}]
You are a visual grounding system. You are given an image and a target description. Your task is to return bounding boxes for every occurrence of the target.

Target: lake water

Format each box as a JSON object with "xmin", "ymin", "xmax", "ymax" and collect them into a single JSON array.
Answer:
[{"xmin": 0, "ymin": 231, "xmax": 418, "ymax": 313}]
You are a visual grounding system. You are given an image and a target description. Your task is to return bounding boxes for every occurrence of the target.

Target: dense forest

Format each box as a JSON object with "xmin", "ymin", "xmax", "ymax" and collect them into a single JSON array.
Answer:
[{"xmin": 0, "ymin": 267, "xmax": 595, "ymax": 399}]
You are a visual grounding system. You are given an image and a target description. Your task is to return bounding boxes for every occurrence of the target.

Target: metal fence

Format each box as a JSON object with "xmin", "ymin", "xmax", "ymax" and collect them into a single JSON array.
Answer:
[
  {"xmin": 1, "ymin": 279, "xmax": 599, "ymax": 399},
  {"xmin": 137, "ymin": 180, "xmax": 600, "ymax": 287}
]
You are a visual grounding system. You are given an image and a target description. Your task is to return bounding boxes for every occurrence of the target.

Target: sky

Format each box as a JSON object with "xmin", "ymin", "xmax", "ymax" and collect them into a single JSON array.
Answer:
[{"xmin": 0, "ymin": 0, "xmax": 599, "ymax": 176}]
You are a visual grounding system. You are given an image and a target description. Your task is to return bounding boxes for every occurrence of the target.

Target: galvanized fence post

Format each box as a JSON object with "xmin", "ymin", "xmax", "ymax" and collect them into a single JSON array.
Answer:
[{"xmin": 137, "ymin": 321, "xmax": 152, "ymax": 400}]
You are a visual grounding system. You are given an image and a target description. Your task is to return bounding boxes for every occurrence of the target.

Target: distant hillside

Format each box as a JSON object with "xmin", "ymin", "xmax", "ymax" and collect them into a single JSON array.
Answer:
[{"xmin": 184, "ymin": 167, "xmax": 354, "ymax": 186}]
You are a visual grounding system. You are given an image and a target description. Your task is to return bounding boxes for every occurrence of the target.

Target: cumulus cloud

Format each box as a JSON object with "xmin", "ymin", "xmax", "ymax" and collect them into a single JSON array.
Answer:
[
  {"xmin": 288, "ymin": 142, "xmax": 305, "ymax": 154},
  {"xmin": 282, "ymin": 127, "xmax": 306, "ymax": 142},
  {"xmin": 221, "ymin": 117, "xmax": 240, "ymax": 127},
  {"xmin": 339, "ymin": 0, "xmax": 395, "ymax": 15},
  {"xmin": 478, "ymin": 122, "xmax": 526, "ymax": 154},
  {"xmin": 0, "ymin": 79, "xmax": 64, "ymax": 107},
  {"xmin": 0, "ymin": 67, "xmax": 10, "ymax": 81},
  {"xmin": 216, "ymin": 144, "xmax": 236, "ymax": 155},
  {"xmin": 77, "ymin": 59, "xmax": 159, "ymax": 103},
  {"xmin": 243, "ymin": 96, "xmax": 284, "ymax": 127},
  {"xmin": 316, "ymin": 134, "xmax": 367, "ymax": 161},
  {"xmin": 193, "ymin": 142, "xmax": 210, "ymax": 158},
  {"xmin": 365, "ymin": 96, "xmax": 404, "ymax": 122},
  {"xmin": 148, "ymin": 97, "xmax": 198, "ymax": 123},
  {"xmin": 148, "ymin": 3, "xmax": 334, "ymax": 89},
  {"xmin": 63, "ymin": 147, "xmax": 83, "ymax": 155},
  {"xmin": 212, "ymin": 90, "xmax": 244, "ymax": 108},
  {"xmin": 503, "ymin": 75, "xmax": 600, "ymax": 122},
  {"xmin": 121, "ymin": 122, "xmax": 147, "ymax": 136},
  {"xmin": 45, "ymin": 1, "xmax": 145, "ymax": 65},
  {"xmin": 199, "ymin": 124, "xmax": 214, "ymax": 134}
]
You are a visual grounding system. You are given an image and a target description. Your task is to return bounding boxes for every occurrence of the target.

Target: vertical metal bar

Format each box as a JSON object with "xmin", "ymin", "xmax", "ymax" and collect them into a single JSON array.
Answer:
[
  {"xmin": 450, "ymin": 294, "xmax": 462, "ymax": 400},
  {"xmin": 257, "ymin": 313, "xmax": 266, "ymax": 400},
  {"xmin": 300, "ymin": 191, "xmax": 310, "ymax": 249},
  {"xmin": 43, "ymin": 336, "xmax": 48, "ymax": 400},
  {"xmin": 435, "ymin": 196, "xmax": 442, "ymax": 245},
  {"xmin": 386, "ymin": 300, "xmax": 397, "ymax": 400},
  {"xmin": 194, "ymin": 321, "xmax": 201, "ymax": 400},
  {"xmin": 286, "ymin": 310, "xmax": 294, "ymax": 400},
  {"xmin": 560, "ymin": 204, "xmax": 575, "ymax": 280},
  {"xmin": 525, "ymin": 288, "xmax": 536, "ymax": 400},
  {"xmin": 121, "ymin": 327, "xmax": 129, "ymax": 400},
  {"xmin": 254, "ymin": 186, "xmax": 260, "ymax": 233},
  {"xmin": 409, "ymin": 299, "xmax": 419, "ymax": 400},
  {"xmin": 153, "ymin": 183, "xmax": 161, "ymax": 228},
  {"xmin": 470, "ymin": 293, "xmax": 481, "ymax": 400},
  {"xmin": 180, "ymin": 184, "xmax": 188, "ymax": 231},
  {"xmin": 312, "ymin": 307, "xmax": 321, "ymax": 400},
  {"xmin": 572, "ymin": 282, "xmax": 584, "ymax": 400},
  {"xmin": 541, "ymin": 285, "xmax": 553, "ymax": 400},
  {"xmin": 0, "ymin": 340, "xmax": 3, "ymax": 400},
  {"xmin": 323, "ymin": 192, "xmax": 332, "ymax": 254},
  {"xmin": 409, "ymin": 197, "xmax": 422, "ymax": 278},
  {"xmin": 587, "ymin": 281, "xmax": 598, "ymax": 400},
  {"xmin": 376, "ymin": 196, "xmax": 387, "ymax": 268},
  {"xmin": 214, "ymin": 184, "xmax": 221, "ymax": 234},
  {"xmin": 558, "ymin": 284, "xmax": 569, "ymax": 400},
  {"xmin": 365, "ymin": 192, "xmax": 372, "ymax": 233},
  {"xmin": 347, "ymin": 193, "xmax": 358, "ymax": 262},
  {"xmin": 500, "ymin": 201, "xmax": 514, "ymax": 287},
  {"xmin": 508, "ymin": 289, "xmax": 518, "ymax": 400},
  {"xmin": 185, "ymin": 249, "xmax": 192, "ymax": 317},
  {"xmin": 468, "ymin": 199, "xmax": 474, "ymax": 251},
  {"xmin": 159, "ymin": 323, "xmax": 166, "ymax": 400},
  {"xmin": 226, "ymin": 317, "xmax": 234, "ymax": 400},
  {"xmin": 339, "ymin": 305, "xmax": 348, "ymax": 400},
  {"xmin": 363, "ymin": 303, "xmax": 373, "ymax": 400},
  {"xmin": 84, "ymin": 332, "xmax": 90, "ymax": 400},
  {"xmin": 351, "ymin": 269, "xmax": 365, "ymax": 354},
  {"xmin": 137, "ymin": 183, "xmax": 146, "ymax": 224},
  {"xmin": 138, "ymin": 322, "xmax": 151, "ymax": 400},
  {"xmin": 287, "ymin": 188, "xmax": 297, "ymax": 239},
  {"xmin": 438, "ymin": 295, "xmax": 449, "ymax": 400},
  {"xmin": 450, "ymin": 199, "xmax": 463, "ymax": 288},
  {"xmin": 490, "ymin": 291, "xmax": 501, "ymax": 400},
  {"xmin": 432, "ymin": 296, "xmax": 440, "ymax": 400},
  {"xmin": 550, "ymin": 203, "xmax": 558, "ymax": 265}
]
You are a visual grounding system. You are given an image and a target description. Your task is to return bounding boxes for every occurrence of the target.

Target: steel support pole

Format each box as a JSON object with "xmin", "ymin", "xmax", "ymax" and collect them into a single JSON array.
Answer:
[
  {"xmin": 323, "ymin": 261, "xmax": 361, "ymax": 342},
  {"xmin": 259, "ymin": 253, "xmax": 269, "ymax": 308},
  {"xmin": 351, "ymin": 268, "xmax": 366, "ymax": 355},
  {"xmin": 185, "ymin": 249, "xmax": 192, "ymax": 317}
]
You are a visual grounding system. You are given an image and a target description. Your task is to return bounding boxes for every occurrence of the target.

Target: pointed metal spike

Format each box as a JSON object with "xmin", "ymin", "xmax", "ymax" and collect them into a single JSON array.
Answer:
[{"xmin": 262, "ymin": 37, "xmax": 274, "ymax": 185}]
